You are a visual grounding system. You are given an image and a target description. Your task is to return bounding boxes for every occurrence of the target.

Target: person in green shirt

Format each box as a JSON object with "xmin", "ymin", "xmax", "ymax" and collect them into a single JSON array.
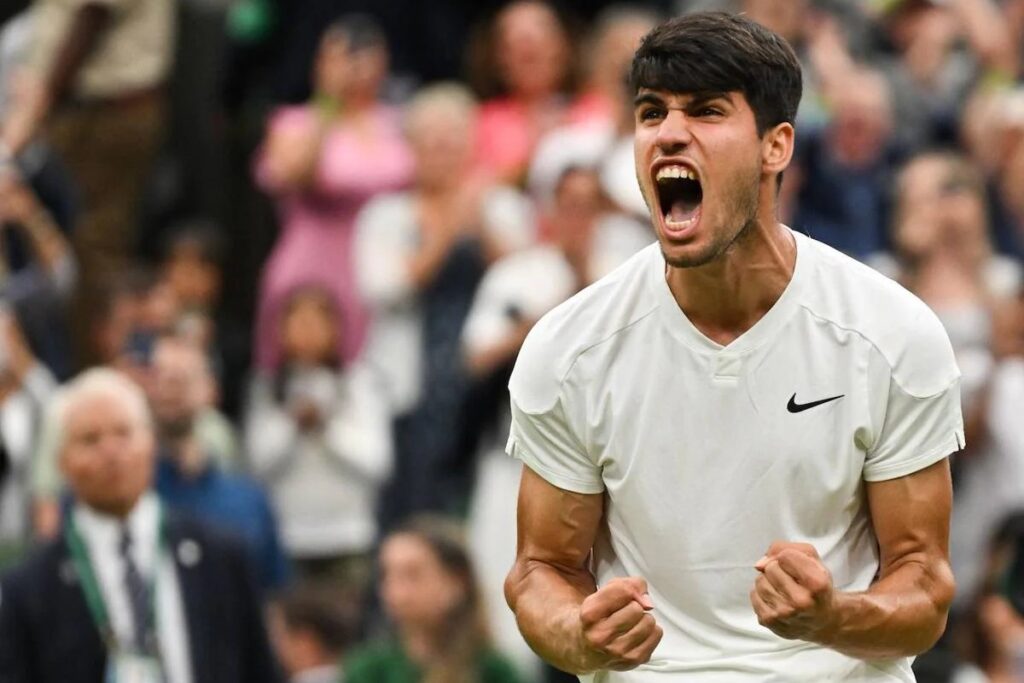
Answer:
[{"xmin": 346, "ymin": 516, "xmax": 523, "ymax": 683}]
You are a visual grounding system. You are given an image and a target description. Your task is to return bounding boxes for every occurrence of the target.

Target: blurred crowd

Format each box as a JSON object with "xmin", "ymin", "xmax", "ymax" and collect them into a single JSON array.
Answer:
[{"xmin": 0, "ymin": 0, "xmax": 1022, "ymax": 681}]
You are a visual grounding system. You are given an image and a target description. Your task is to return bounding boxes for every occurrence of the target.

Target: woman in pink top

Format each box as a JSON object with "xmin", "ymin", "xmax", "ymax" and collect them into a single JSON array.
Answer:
[
  {"xmin": 254, "ymin": 16, "xmax": 413, "ymax": 370},
  {"xmin": 469, "ymin": 1, "xmax": 576, "ymax": 185}
]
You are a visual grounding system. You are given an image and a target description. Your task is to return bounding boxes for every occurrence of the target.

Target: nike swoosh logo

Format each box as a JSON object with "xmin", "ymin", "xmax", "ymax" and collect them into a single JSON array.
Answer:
[{"xmin": 787, "ymin": 393, "xmax": 844, "ymax": 413}]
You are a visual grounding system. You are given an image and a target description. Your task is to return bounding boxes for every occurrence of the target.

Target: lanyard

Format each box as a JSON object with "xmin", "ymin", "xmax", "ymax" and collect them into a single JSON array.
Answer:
[{"xmin": 64, "ymin": 505, "xmax": 167, "ymax": 655}]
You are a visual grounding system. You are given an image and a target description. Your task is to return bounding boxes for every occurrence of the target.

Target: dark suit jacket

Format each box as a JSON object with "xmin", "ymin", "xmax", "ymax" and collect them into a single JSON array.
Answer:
[{"xmin": 0, "ymin": 510, "xmax": 282, "ymax": 683}]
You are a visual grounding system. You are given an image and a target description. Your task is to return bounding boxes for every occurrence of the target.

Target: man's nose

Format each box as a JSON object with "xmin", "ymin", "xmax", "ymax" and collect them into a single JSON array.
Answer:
[{"xmin": 655, "ymin": 110, "xmax": 693, "ymax": 154}]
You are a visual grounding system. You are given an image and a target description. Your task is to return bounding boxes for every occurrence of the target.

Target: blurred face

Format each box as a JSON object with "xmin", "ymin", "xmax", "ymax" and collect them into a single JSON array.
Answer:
[
  {"xmin": 61, "ymin": 390, "xmax": 155, "ymax": 517},
  {"xmin": 830, "ymin": 76, "xmax": 892, "ymax": 167},
  {"xmin": 315, "ymin": 36, "xmax": 388, "ymax": 102},
  {"xmin": 379, "ymin": 534, "xmax": 465, "ymax": 631},
  {"xmin": 408, "ymin": 108, "xmax": 474, "ymax": 187},
  {"xmin": 282, "ymin": 292, "xmax": 339, "ymax": 366},
  {"xmin": 552, "ymin": 170, "xmax": 604, "ymax": 254},
  {"xmin": 896, "ymin": 156, "xmax": 987, "ymax": 258},
  {"xmin": 590, "ymin": 17, "xmax": 653, "ymax": 95},
  {"xmin": 164, "ymin": 245, "xmax": 220, "ymax": 310},
  {"xmin": 496, "ymin": 1, "xmax": 570, "ymax": 99},
  {"xmin": 634, "ymin": 89, "xmax": 774, "ymax": 268},
  {"xmin": 149, "ymin": 339, "xmax": 209, "ymax": 437}
]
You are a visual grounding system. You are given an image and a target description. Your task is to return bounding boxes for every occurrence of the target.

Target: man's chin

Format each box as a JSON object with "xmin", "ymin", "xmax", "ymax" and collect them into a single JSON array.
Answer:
[{"xmin": 660, "ymin": 241, "xmax": 720, "ymax": 269}]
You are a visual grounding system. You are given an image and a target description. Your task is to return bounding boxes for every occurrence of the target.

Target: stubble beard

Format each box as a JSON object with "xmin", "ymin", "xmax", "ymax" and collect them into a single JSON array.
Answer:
[{"xmin": 660, "ymin": 167, "xmax": 761, "ymax": 270}]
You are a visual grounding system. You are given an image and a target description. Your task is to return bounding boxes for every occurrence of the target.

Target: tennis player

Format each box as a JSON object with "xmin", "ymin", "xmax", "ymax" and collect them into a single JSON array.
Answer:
[{"xmin": 504, "ymin": 12, "xmax": 962, "ymax": 682}]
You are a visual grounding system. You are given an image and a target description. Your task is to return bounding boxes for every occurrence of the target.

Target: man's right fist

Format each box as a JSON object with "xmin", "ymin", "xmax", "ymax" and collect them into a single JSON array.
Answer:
[{"xmin": 578, "ymin": 576, "xmax": 663, "ymax": 672}]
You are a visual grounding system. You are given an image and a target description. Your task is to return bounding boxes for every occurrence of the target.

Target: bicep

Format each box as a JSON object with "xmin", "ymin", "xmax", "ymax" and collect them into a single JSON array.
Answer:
[
  {"xmin": 516, "ymin": 465, "xmax": 603, "ymax": 570},
  {"xmin": 866, "ymin": 458, "xmax": 952, "ymax": 578}
]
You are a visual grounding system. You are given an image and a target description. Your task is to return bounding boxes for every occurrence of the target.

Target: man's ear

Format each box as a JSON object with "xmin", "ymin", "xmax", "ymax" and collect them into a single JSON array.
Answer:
[{"xmin": 762, "ymin": 122, "xmax": 795, "ymax": 177}]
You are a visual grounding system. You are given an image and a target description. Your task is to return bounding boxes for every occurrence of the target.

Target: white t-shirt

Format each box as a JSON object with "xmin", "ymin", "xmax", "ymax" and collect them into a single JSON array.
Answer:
[{"xmin": 507, "ymin": 230, "xmax": 964, "ymax": 682}]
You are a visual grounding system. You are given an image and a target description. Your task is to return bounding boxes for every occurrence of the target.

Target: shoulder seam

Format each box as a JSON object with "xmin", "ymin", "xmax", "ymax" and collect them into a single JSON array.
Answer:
[
  {"xmin": 797, "ymin": 303, "xmax": 958, "ymax": 400},
  {"xmin": 559, "ymin": 304, "xmax": 660, "ymax": 384}
]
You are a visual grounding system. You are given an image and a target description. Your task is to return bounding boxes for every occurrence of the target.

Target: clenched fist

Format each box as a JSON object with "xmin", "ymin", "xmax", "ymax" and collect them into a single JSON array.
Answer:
[
  {"xmin": 750, "ymin": 542, "xmax": 837, "ymax": 643},
  {"xmin": 578, "ymin": 577, "xmax": 663, "ymax": 672}
]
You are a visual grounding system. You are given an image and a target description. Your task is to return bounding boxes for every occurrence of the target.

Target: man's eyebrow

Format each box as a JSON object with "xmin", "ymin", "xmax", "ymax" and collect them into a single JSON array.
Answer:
[
  {"xmin": 633, "ymin": 92, "xmax": 665, "ymax": 109},
  {"xmin": 633, "ymin": 91, "xmax": 735, "ymax": 109},
  {"xmin": 686, "ymin": 91, "xmax": 733, "ymax": 107}
]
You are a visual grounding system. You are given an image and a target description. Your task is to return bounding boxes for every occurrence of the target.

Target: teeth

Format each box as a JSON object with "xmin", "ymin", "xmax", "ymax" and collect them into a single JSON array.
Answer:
[{"xmin": 656, "ymin": 166, "xmax": 698, "ymax": 182}]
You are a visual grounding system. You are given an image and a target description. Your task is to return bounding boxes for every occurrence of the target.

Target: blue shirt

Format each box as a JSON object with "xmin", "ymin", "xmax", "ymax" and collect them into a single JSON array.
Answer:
[{"xmin": 154, "ymin": 454, "xmax": 291, "ymax": 593}]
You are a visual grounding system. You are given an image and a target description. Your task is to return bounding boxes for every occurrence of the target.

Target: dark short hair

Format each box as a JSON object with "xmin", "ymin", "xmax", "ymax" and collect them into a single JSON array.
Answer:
[
  {"xmin": 280, "ymin": 582, "xmax": 358, "ymax": 655},
  {"xmin": 321, "ymin": 13, "xmax": 387, "ymax": 52},
  {"xmin": 629, "ymin": 12, "xmax": 802, "ymax": 136}
]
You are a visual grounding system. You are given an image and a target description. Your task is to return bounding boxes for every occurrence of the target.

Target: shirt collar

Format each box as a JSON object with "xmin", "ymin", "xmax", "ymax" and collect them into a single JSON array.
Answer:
[{"xmin": 73, "ymin": 492, "xmax": 161, "ymax": 575}]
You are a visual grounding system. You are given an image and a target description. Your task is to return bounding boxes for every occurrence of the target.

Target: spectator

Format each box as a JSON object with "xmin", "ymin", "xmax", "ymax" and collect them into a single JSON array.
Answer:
[
  {"xmin": 345, "ymin": 516, "xmax": 522, "ymax": 683},
  {"xmin": 0, "ymin": 367, "xmax": 281, "ymax": 683},
  {"xmin": 0, "ymin": 168, "xmax": 77, "ymax": 378},
  {"xmin": 961, "ymin": 85, "xmax": 1024, "ymax": 259},
  {"xmin": 468, "ymin": 0, "xmax": 577, "ymax": 184},
  {"xmin": 1, "ymin": 0, "xmax": 175, "ymax": 364},
  {"xmin": 952, "ymin": 511, "xmax": 1024, "ymax": 683},
  {"xmin": 245, "ymin": 285, "xmax": 391, "ymax": 579},
  {"xmin": 567, "ymin": 6, "xmax": 660, "ymax": 126},
  {"xmin": 29, "ymin": 270, "xmax": 240, "ymax": 537},
  {"xmin": 275, "ymin": 581, "xmax": 357, "ymax": 683},
  {"xmin": 0, "ymin": 309, "xmax": 57, "ymax": 558},
  {"xmin": 253, "ymin": 15, "xmax": 412, "ymax": 374},
  {"xmin": 158, "ymin": 221, "xmax": 225, "ymax": 354},
  {"xmin": 879, "ymin": 151, "xmax": 1021, "ymax": 405},
  {"xmin": 792, "ymin": 66, "xmax": 901, "ymax": 259},
  {"xmin": 872, "ymin": 0, "xmax": 1018, "ymax": 150},
  {"xmin": 150, "ymin": 333, "xmax": 290, "ymax": 594},
  {"xmin": 356, "ymin": 82, "xmax": 535, "ymax": 530},
  {"xmin": 950, "ymin": 292, "xmax": 1024, "ymax": 612},
  {"xmin": 528, "ymin": 11, "xmax": 654, "ymax": 217}
]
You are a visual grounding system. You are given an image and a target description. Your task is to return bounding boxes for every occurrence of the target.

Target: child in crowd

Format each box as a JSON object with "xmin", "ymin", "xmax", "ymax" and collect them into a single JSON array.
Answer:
[
  {"xmin": 245, "ymin": 285, "xmax": 391, "ymax": 582},
  {"xmin": 276, "ymin": 582, "xmax": 357, "ymax": 683}
]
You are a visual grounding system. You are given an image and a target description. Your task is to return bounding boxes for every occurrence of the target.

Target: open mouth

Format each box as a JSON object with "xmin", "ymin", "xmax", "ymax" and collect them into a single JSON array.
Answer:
[{"xmin": 655, "ymin": 165, "xmax": 703, "ymax": 230}]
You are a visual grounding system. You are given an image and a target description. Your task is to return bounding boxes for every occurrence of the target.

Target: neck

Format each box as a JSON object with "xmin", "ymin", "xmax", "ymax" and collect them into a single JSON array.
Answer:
[
  {"xmin": 666, "ymin": 206, "xmax": 796, "ymax": 346},
  {"xmin": 82, "ymin": 495, "xmax": 142, "ymax": 521},
  {"xmin": 400, "ymin": 624, "xmax": 440, "ymax": 664},
  {"xmin": 418, "ymin": 178, "xmax": 461, "ymax": 198}
]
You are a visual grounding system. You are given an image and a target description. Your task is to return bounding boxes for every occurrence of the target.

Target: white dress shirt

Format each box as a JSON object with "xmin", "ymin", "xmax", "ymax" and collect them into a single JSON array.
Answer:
[{"xmin": 73, "ymin": 494, "xmax": 193, "ymax": 683}]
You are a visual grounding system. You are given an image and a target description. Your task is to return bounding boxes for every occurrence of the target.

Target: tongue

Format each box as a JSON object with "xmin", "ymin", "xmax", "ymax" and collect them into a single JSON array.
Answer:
[{"xmin": 668, "ymin": 198, "xmax": 698, "ymax": 224}]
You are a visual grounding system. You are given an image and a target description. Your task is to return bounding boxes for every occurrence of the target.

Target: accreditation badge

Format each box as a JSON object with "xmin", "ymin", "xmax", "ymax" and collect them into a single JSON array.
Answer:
[{"xmin": 106, "ymin": 653, "xmax": 164, "ymax": 683}]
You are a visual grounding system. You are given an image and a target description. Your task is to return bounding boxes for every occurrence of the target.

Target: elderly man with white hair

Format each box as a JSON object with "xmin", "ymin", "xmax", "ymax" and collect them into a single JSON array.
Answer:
[{"xmin": 0, "ymin": 367, "xmax": 281, "ymax": 683}]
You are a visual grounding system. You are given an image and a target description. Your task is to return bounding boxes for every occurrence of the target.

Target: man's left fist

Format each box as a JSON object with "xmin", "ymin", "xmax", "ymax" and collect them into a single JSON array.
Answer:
[{"xmin": 750, "ymin": 541, "xmax": 837, "ymax": 643}]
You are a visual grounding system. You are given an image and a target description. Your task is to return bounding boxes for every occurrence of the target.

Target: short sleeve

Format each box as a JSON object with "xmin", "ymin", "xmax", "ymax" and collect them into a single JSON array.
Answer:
[
  {"xmin": 507, "ymin": 397, "xmax": 604, "ymax": 494},
  {"xmin": 863, "ymin": 306, "xmax": 965, "ymax": 482},
  {"xmin": 506, "ymin": 324, "xmax": 603, "ymax": 494}
]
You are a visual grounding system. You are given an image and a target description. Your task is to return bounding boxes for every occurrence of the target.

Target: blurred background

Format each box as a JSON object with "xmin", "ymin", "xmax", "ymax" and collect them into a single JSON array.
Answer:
[{"xmin": 0, "ymin": 0, "xmax": 1022, "ymax": 681}]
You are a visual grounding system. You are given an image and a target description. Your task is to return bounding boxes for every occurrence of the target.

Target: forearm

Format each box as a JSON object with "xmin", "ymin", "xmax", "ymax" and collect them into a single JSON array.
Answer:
[
  {"xmin": 18, "ymin": 208, "xmax": 68, "ymax": 275},
  {"xmin": 505, "ymin": 559, "xmax": 599, "ymax": 674},
  {"xmin": 950, "ymin": 0, "xmax": 1018, "ymax": 77},
  {"xmin": 407, "ymin": 233, "xmax": 457, "ymax": 289},
  {"xmin": 3, "ymin": 5, "xmax": 109, "ymax": 153},
  {"xmin": 821, "ymin": 557, "xmax": 955, "ymax": 659}
]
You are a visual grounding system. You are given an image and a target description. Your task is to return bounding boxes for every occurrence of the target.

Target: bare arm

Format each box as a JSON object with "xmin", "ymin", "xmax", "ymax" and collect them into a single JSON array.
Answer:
[
  {"xmin": 505, "ymin": 466, "xmax": 662, "ymax": 674},
  {"xmin": 2, "ymin": 3, "xmax": 111, "ymax": 153},
  {"xmin": 825, "ymin": 458, "xmax": 955, "ymax": 658},
  {"xmin": 752, "ymin": 459, "xmax": 955, "ymax": 659},
  {"xmin": 949, "ymin": 0, "xmax": 1019, "ymax": 78}
]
